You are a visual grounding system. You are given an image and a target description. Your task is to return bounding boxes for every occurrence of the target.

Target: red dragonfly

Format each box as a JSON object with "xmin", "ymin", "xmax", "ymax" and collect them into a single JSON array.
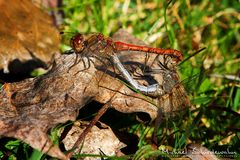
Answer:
[
  {"xmin": 70, "ymin": 33, "xmax": 183, "ymax": 62},
  {"xmin": 67, "ymin": 33, "xmax": 184, "ymax": 97}
]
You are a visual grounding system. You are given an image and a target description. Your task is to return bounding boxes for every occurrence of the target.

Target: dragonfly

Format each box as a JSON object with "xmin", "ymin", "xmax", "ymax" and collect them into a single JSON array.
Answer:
[
  {"xmin": 64, "ymin": 32, "xmax": 192, "ymax": 154},
  {"xmin": 67, "ymin": 33, "xmax": 183, "ymax": 97}
]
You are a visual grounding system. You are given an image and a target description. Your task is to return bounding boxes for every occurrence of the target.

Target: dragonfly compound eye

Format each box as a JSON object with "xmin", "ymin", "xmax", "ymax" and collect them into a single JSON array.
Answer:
[{"xmin": 70, "ymin": 34, "xmax": 85, "ymax": 53}]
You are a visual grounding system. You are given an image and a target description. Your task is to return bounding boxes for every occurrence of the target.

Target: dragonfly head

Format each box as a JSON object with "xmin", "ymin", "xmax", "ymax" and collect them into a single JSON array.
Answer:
[{"xmin": 70, "ymin": 33, "xmax": 86, "ymax": 53}]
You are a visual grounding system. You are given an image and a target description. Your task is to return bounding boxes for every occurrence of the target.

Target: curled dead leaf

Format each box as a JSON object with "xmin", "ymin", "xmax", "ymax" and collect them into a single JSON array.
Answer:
[
  {"xmin": 0, "ymin": 30, "xmax": 191, "ymax": 159},
  {"xmin": 61, "ymin": 121, "xmax": 126, "ymax": 160},
  {"xmin": 0, "ymin": 0, "xmax": 60, "ymax": 73}
]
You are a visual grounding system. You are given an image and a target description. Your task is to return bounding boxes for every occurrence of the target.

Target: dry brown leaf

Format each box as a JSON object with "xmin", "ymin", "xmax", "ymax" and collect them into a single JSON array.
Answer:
[
  {"xmin": 0, "ymin": 30, "xmax": 190, "ymax": 159},
  {"xmin": 0, "ymin": 0, "xmax": 60, "ymax": 73},
  {"xmin": 61, "ymin": 121, "xmax": 126, "ymax": 160},
  {"xmin": 0, "ymin": 54, "xmax": 99, "ymax": 159},
  {"xmin": 32, "ymin": 0, "xmax": 64, "ymax": 26}
]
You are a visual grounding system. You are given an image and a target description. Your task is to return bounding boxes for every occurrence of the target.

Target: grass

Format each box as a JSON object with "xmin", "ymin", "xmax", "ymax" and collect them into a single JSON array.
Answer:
[{"xmin": 1, "ymin": 0, "xmax": 239, "ymax": 159}]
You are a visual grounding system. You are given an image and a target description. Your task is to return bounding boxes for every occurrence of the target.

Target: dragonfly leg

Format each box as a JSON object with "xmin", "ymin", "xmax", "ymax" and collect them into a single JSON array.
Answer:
[
  {"xmin": 81, "ymin": 57, "xmax": 87, "ymax": 69},
  {"xmin": 85, "ymin": 56, "xmax": 92, "ymax": 70},
  {"xmin": 68, "ymin": 53, "xmax": 79, "ymax": 72},
  {"xmin": 142, "ymin": 52, "xmax": 150, "ymax": 73},
  {"xmin": 73, "ymin": 57, "xmax": 93, "ymax": 76}
]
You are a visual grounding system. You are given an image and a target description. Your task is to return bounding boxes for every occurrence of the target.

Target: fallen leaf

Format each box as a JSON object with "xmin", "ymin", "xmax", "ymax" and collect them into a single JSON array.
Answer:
[
  {"xmin": 61, "ymin": 121, "xmax": 126, "ymax": 160},
  {"xmin": 0, "ymin": 30, "xmax": 190, "ymax": 159},
  {"xmin": 0, "ymin": 54, "xmax": 99, "ymax": 159},
  {"xmin": 0, "ymin": 0, "xmax": 60, "ymax": 73}
]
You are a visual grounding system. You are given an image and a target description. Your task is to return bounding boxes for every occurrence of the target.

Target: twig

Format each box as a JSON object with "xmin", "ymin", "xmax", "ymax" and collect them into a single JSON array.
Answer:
[{"xmin": 66, "ymin": 92, "xmax": 117, "ymax": 158}]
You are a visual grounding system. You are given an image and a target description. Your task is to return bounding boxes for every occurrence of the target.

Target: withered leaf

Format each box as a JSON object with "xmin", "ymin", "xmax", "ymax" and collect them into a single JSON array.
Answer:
[
  {"xmin": 0, "ymin": 0, "xmax": 60, "ymax": 73},
  {"xmin": 0, "ymin": 54, "xmax": 100, "ymax": 159},
  {"xmin": 61, "ymin": 121, "xmax": 125, "ymax": 159},
  {"xmin": 0, "ymin": 30, "xmax": 190, "ymax": 159}
]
